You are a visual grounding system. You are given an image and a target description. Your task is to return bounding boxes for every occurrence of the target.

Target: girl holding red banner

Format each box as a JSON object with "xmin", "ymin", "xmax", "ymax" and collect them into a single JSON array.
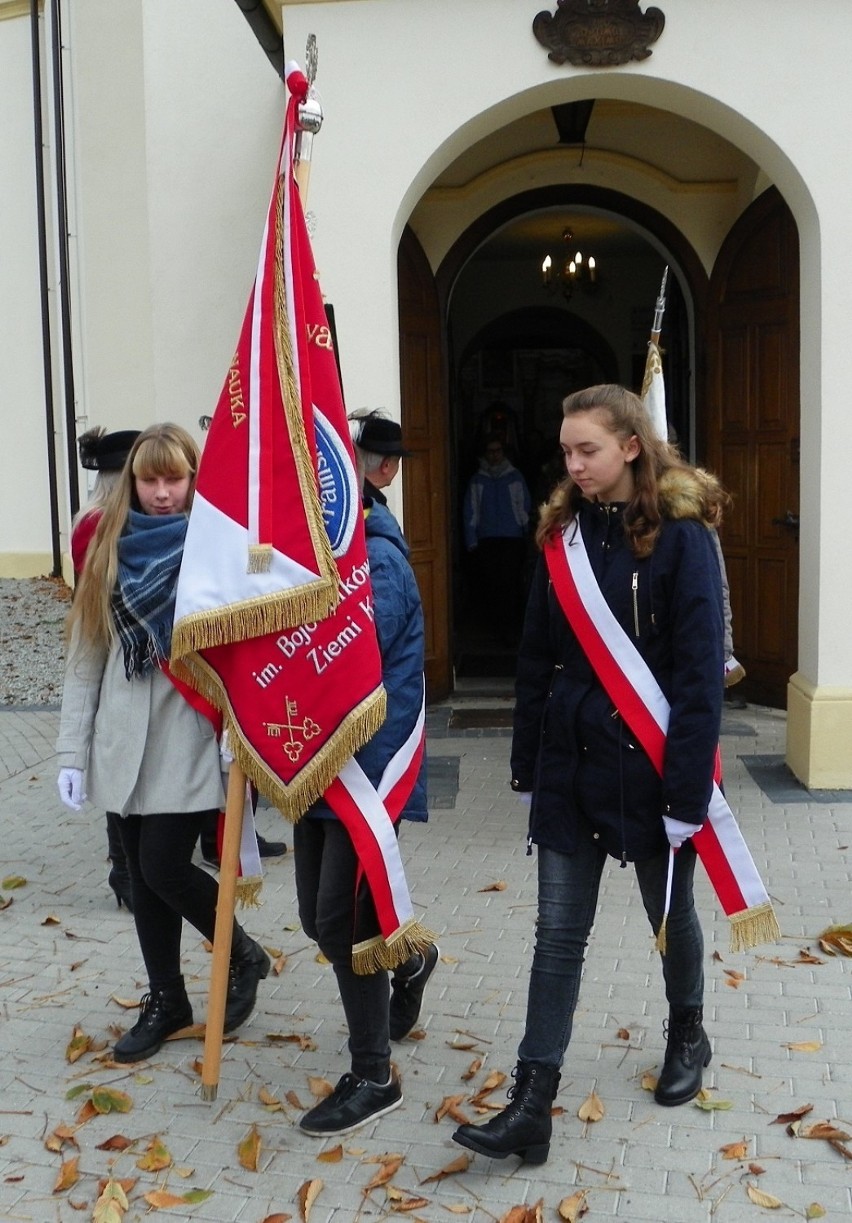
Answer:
[
  {"xmin": 56, "ymin": 424, "xmax": 270, "ymax": 1063},
  {"xmin": 455, "ymin": 384, "xmax": 727, "ymax": 1165}
]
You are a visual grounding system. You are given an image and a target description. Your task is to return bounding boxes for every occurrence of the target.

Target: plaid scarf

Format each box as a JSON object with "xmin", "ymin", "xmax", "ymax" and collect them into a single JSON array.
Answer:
[{"xmin": 112, "ymin": 510, "xmax": 188, "ymax": 678}]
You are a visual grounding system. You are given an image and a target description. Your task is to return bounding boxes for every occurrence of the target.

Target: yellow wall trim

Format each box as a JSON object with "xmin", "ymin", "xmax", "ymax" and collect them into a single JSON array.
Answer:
[
  {"xmin": 0, "ymin": 1, "xmax": 41, "ymax": 22},
  {"xmin": 0, "ymin": 552, "xmax": 63, "ymax": 580},
  {"xmin": 787, "ymin": 672, "xmax": 852, "ymax": 790}
]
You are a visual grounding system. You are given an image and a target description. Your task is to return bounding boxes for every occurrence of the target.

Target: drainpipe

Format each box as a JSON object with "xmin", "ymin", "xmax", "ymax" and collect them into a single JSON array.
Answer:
[
  {"xmin": 232, "ymin": 0, "xmax": 285, "ymax": 79},
  {"xmin": 49, "ymin": 0, "xmax": 79, "ymax": 519},
  {"xmin": 30, "ymin": 0, "xmax": 62, "ymax": 576}
]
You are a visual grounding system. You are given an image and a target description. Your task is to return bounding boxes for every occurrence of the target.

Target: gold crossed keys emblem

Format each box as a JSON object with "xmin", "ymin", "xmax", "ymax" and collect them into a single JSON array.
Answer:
[{"xmin": 264, "ymin": 698, "xmax": 321, "ymax": 762}]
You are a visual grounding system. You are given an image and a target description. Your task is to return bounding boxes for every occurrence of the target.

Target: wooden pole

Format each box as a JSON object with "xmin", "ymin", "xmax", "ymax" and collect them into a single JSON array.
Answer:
[{"xmin": 200, "ymin": 762, "xmax": 246, "ymax": 1101}]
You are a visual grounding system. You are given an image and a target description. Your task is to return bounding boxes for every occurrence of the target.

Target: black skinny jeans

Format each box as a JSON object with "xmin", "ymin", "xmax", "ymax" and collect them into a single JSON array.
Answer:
[
  {"xmin": 293, "ymin": 817, "xmax": 391, "ymax": 1083},
  {"xmin": 117, "ymin": 810, "xmax": 229, "ymax": 993}
]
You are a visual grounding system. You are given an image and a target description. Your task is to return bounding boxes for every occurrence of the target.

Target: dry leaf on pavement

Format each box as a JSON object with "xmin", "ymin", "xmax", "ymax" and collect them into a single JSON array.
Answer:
[
  {"xmin": 136, "ymin": 1136, "xmax": 172, "ymax": 1171},
  {"xmin": 577, "ymin": 1089, "xmax": 605, "ymax": 1122},
  {"xmin": 558, "ymin": 1189, "xmax": 589, "ymax": 1220},
  {"xmin": 746, "ymin": 1184, "xmax": 783, "ymax": 1208},
  {"xmin": 817, "ymin": 922, "xmax": 852, "ymax": 956},
  {"xmin": 478, "ymin": 880, "xmax": 507, "ymax": 892},
  {"xmin": 719, "ymin": 1139, "xmax": 750, "ymax": 1160},
  {"xmin": 52, "ymin": 1155, "xmax": 79, "ymax": 1193},
  {"xmin": 238, "ymin": 1124, "xmax": 262, "ymax": 1171},
  {"xmin": 298, "ymin": 1178, "xmax": 323, "ymax": 1222},
  {"xmin": 420, "ymin": 1153, "xmax": 471, "ymax": 1183}
]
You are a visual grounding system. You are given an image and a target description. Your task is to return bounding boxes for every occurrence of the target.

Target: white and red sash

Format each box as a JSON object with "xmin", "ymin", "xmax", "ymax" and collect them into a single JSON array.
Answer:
[
  {"xmin": 544, "ymin": 522, "xmax": 779, "ymax": 952},
  {"xmin": 324, "ymin": 685, "xmax": 434, "ymax": 973}
]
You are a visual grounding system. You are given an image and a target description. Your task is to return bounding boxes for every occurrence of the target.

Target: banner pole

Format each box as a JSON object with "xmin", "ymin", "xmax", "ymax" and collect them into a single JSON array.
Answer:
[{"xmin": 200, "ymin": 763, "xmax": 246, "ymax": 1101}]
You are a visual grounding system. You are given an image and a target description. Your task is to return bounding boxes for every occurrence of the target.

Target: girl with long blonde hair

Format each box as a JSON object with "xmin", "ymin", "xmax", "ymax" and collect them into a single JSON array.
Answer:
[{"xmin": 57, "ymin": 423, "xmax": 269, "ymax": 1062}]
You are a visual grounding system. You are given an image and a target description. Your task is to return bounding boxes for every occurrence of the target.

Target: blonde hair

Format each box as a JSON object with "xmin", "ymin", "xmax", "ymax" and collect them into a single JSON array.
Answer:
[
  {"xmin": 68, "ymin": 423, "xmax": 199, "ymax": 649},
  {"xmin": 536, "ymin": 385, "xmax": 727, "ymax": 558}
]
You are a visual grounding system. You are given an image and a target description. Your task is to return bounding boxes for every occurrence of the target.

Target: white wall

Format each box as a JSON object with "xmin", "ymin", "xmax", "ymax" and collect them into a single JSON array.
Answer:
[{"xmin": 0, "ymin": 12, "xmax": 57, "ymax": 568}]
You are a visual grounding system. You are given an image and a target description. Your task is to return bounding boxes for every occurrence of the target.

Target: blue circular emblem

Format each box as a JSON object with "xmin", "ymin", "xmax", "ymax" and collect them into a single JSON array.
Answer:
[{"xmin": 313, "ymin": 408, "xmax": 359, "ymax": 558}]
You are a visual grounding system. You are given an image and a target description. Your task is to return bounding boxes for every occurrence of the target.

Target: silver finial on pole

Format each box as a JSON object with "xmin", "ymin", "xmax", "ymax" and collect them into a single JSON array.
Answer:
[{"xmin": 651, "ymin": 266, "xmax": 669, "ymax": 342}]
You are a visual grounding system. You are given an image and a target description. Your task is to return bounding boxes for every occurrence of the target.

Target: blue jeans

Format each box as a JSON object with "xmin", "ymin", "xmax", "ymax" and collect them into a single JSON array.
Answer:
[{"xmin": 518, "ymin": 827, "xmax": 704, "ymax": 1067}]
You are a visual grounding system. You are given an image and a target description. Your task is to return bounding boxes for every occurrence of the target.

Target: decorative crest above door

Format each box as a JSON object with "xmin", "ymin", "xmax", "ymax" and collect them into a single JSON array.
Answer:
[{"xmin": 533, "ymin": 0, "xmax": 665, "ymax": 67}]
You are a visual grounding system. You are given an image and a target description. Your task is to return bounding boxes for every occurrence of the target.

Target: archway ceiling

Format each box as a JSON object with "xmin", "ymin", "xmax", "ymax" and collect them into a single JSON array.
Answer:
[{"xmin": 436, "ymin": 100, "xmax": 761, "ymax": 263}]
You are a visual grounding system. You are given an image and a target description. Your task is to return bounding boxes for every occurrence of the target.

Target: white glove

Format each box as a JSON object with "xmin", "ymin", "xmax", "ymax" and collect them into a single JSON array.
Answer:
[
  {"xmin": 663, "ymin": 815, "xmax": 701, "ymax": 849},
  {"xmin": 57, "ymin": 767, "xmax": 86, "ymax": 811},
  {"xmin": 219, "ymin": 728, "xmax": 234, "ymax": 768}
]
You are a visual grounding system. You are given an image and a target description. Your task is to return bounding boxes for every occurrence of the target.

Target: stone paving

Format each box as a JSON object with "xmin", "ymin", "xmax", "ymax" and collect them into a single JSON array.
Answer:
[{"xmin": 0, "ymin": 699, "xmax": 850, "ymax": 1222}]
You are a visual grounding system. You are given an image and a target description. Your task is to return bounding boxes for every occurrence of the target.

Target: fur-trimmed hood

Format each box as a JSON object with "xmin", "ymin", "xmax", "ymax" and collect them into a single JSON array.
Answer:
[{"xmin": 657, "ymin": 466, "xmax": 724, "ymax": 527}]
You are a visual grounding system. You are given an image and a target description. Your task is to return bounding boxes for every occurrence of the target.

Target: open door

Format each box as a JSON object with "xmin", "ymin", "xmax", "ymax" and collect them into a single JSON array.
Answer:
[
  {"xmin": 398, "ymin": 227, "xmax": 452, "ymax": 699},
  {"xmin": 706, "ymin": 189, "xmax": 800, "ymax": 708}
]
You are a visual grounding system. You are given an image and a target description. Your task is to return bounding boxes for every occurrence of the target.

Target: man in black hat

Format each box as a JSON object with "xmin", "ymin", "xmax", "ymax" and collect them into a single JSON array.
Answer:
[{"xmin": 347, "ymin": 409, "xmax": 412, "ymax": 506}]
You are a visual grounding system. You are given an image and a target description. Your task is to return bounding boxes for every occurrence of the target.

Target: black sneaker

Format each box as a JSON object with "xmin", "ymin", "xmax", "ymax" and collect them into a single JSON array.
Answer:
[
  {"xmin": 256, "ymin": 833, "xmax": 287, "ymax": 858},
  {"xmin": 299, "ymin": 1071, "xmax": 402, "ymax": 1136},
  {"xmin": 113, "ymin": 987, "xmax": 193, "ymax": 1063},
  {"xmin": 389, "ymin": 942, "xmax": 439, "ymax": 1040}
]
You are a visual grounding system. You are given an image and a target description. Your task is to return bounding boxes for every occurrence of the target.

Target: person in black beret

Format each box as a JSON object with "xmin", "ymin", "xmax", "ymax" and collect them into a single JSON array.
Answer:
[{"xmin": 347, "ymin": 409, "xmax": 412, "ymax": 506}]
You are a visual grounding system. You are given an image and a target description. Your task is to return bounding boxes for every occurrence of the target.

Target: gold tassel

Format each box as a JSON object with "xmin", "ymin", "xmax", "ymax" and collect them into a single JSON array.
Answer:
[
  {"xmin": 352, "ymin": 919, "xmax": 437, "ymax": 976},
  {"xmin": 236, "ymin": 876, "xmax": 264, "ymax": 909},
  {"xmin": 247, "ymin": 544, "xmax": 273, "ymax": 574},
  {"xmin": 729, "ymin": 902, "xmax": 781, "ymax": 953},
  {"xmin": 655, "ymin": 918, "xmax": 668, "ymax": 955}
]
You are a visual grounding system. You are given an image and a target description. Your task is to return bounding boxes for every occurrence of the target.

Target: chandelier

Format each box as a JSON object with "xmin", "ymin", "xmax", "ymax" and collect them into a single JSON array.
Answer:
[{"xmin": 541, "ymin": 228, "xmax": 597, "ymax": 300}]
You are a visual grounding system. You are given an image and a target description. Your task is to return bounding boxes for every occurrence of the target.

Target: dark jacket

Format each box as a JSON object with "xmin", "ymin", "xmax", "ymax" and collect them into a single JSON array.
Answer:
[
  {"xmin": 309, "ymin": 498, "xmax": 427, "ymax": 822},
  {"xmin": 511, "ymin": 470, "xmax": 724, "ymax": 862}
]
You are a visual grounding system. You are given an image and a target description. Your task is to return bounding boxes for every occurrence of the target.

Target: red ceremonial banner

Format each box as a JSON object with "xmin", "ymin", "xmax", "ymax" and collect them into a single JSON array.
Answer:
[{"xmin": 172, "ymin": 69, "xmax": 386, "ymax": 819}]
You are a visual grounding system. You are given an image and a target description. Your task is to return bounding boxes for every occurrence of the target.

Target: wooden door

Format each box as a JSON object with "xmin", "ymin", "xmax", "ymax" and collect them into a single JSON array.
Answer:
[
  {"xmin": 398, "ymin": 227, "xmax": 452, "ymax": 699},
  {"xmin": 705, "ymin": 189, "xmax": 799, "ymax": 708}
]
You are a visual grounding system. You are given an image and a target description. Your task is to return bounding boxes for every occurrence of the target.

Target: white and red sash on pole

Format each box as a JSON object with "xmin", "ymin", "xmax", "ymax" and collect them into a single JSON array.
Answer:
[
  {"xmin": 324, "ymin": 686, "xmax": 430, "ymax": 973},
  {"xmin": 544, "ymin": 523, "xmax": 780, "ymax": 952}
]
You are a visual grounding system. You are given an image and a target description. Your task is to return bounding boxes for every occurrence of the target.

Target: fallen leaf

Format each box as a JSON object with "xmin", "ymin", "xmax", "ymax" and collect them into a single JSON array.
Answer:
[
  {"xmin": 95, "ymin": 1134, "xmax": 132, "ymax": 1152},
  {"xmin": 693, "ymin": 1095, "xmax": 733, "ymax": 1111},
  {"xmin": 797, "ymin": 949, "xmax": 824, "ymax": 964},
  {"xmin": 315, "ymin": 951, "xmax": 330, "ymax": 965},
  {"xmin": 719, "ymin": 1139, "xmax": 749, "ymax": 1160},
  {"xmin": 286, "ymin": 1089, "xmax": 305, "ymax": 1109},
  {"xmin": 435, "ymin": 1094, "xmax": 470, "ymax": 1124},
  {"xmin": 798, "ymin": 1122, "xmax": 852, "ymax": 1141},
  {"xmin": 93, "ymin": 1177, "xmax": 129, "ymax": 1222},
  {"xmin": 420, "ymin": 1153, "xmax": 471, "ymax": 1183},
  {"xmin": 45, "ymin": 1124, "xmax": 79, "ymax": 1152},
  {"xmin": 478, "ymin": 880, "xmax": 507, "ymax": 892},
  {"xmin": 444, "ymin": 1206, "xmax": 472, "ymax": 1215},
  {"xmin": 746, "ymin": 1184, "xmax": 783, "ymax": 1208},
  {"xmin": 0, "ymin": 895, "xmax": 11, "ymax": 910},
  {"xmin": 461, "ymin": 1058, "xmax": 482, "ymax": 1081},
  {"xmin": 143, "ymin": 1189, "xmax": 213, "ymax": 1208},
  {"xmin": 748, "ymin": 1163, "xmax": 765, "ymax": 1175},
  {"xmin": 577, "ymin": 1089, "xmax": 605, "ymax": 1122},
  {"xmin": 308, "ymin": 1075, "xmax": 334, "ymax": 1100},
  {"xmin": 42, "ymin": 914, "xmax": 61, "ymax": 925},
  {"xmin": 385, "ymin": 1184, "xmax": 430, "ymax": 1212},
  {"xmin": 136, "ymin": 1137, "xmax": 172, "ymax": 1171},
  {"xmin": 558, "ymin": 1190, "xmax": 589, "ymax": 1221},
  {"xmin": 640, "ymin": 1070, "xmax": 657, "ymax": 1091},
  {"xmin": 261, "ymin": 1216, "xmax": 292, "ymax": 1223},
  {"xmin": 316, "ymin": 1144, "xmax": 343, "ymax": 1163},
  {"xmin": 817, "ymin": 922, "xmax": 852, "ymax": 956},
  {"xmin": 65, "ymin": 1026, "xmax": 92, "ymax": 1064},
  {"xmin": 1, "ymin": 875, "xmax": 27, "ymax": 889},
  {"xmin": 498, "ymin": 1201, "xmax": 544, "ymax": 1223},
  {"xmin": 238, "ymin": 1124, "xmax": 262, "ymax": 1172},
  {"xmin": 616, "ymin": 1028, "xmax": 630, "ymax": 1041},
  {"xmin": 782, "ymin": 1040, "xmax": 822, "ymax": 1053},
  {"xmin": 805, "ymin": 1204, "xmax": 827, "ymax": 1219},
  {"xmin": 110, "ymin": 996, "xmax": 141, "ymax": 1010},
  {"xmin": 298, "ymin": 1178, "xmax": 323, "ymax": 1222},
  {"xmin": 771, "ymin": 1104, "xmax": 813, "ymax": 1124},
  {"xmin": 272, "ymin": 954, "xmax": 288, "ymax": 974},
  {"xmin": 267, "ymin": 1032, "xmax": 317, "ymax": 1050},
  {"xmin": 723, "ymin": 968, "xmax": 746, "ymax": 985},
  {"xmin": 363, "ymin": 1156, "xmax": 403, "ymax": 1190},
  {"xmin": 259, "ymin": 1086, "xmax": 284, "ymax": 1111},
  {"xmin": 53, "ymin": 1156, "xmax": 80, "ymax": 1193},
  {"xmin": 91, "ymin": 1087, "xmax": 132, "ymax": 1115}
]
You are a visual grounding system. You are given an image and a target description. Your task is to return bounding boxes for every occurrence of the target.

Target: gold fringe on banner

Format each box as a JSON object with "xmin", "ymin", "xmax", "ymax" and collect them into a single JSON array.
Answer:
[
  {"xmin": 352, "ymin": 918, "xmax": 438, "ymax": 976},
  {"xmin": 729, "ymin": 902, "xmax": 781, "ymax": 953},
  {"xmin": 247, "ymin": 544, "xmax": 273, "ymax": 574},
  {"xmin": 236, "ymin": 876, "xmax": 264, "ymax": 909},
  {"xmin": 171, "ymin": 577, "xmax": 338, "ymax": 660}
]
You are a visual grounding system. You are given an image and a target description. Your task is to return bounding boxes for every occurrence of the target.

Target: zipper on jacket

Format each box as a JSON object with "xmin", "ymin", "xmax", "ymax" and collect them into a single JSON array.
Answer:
[{"xmin": 631, "ymin": 571, "xmax": 640, "ymax": 638}]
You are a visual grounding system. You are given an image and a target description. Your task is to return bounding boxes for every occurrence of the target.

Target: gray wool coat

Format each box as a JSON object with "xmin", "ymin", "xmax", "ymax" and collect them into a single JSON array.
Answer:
[{"xmin": 57, "ymin": 631, "xmax": 224, "ymax": 817}]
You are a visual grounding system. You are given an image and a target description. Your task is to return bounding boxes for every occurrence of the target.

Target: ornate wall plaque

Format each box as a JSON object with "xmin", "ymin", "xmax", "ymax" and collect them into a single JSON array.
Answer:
[{"xmin": 533, "ymin": 0, "xmax": 665, "ymax": 67}]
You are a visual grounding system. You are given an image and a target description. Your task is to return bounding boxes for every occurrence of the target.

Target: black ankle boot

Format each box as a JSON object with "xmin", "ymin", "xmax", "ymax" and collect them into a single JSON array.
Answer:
[
  {"xmin": 453, "ymin": 1060, "xmax": 561, "ymax": 1165},
  {"xmin": 654, "ymin": 1006, "xmax": 712, "ymax": 1106},
  {"xmin": 113, "ymin": 983, "xmax": 193, "ymax": 1063},
  {"xmin": 224, "ymin": 928, "xmax": 271, "ymax": 1033},
  {"xmin": 105, "ymin": 812, "xmax": 134, "ymax": 911}
]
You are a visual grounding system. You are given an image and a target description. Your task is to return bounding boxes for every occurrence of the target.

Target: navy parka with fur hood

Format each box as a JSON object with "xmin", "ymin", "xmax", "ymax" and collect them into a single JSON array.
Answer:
[
  {"xmin": 511, "ymin": 469, "xmax": 724, "ymax": 863},
  {"xmin": 308, "ymin": 497, "xmax": 427, "ymax": 822}
]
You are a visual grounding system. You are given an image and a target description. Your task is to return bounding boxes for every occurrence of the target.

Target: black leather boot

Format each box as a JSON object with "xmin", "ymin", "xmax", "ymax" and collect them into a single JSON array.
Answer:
[
  {"xmin": 654, "ymin": 1006, "xmax": 712, "ymax": 1106},
  {"xmin": 105, "ymin": 811, "xmax": 134, "ymax": 911},
  {"xmin": 113, "ymin": 983, "xmax": 193, "ymax": 1063},
  {"xmin": 453, "ymin": 1060, "xmax": 561, "ymax": 1165},
  {"xmin": 224, "ymin": 927, "xmax": 271, "ymax": 1033}
]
